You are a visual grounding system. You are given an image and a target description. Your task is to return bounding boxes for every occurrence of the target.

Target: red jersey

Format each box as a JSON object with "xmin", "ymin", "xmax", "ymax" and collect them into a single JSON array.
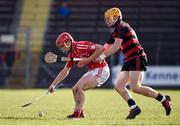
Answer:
[{"xmin": 66, "ymin": 41, "xmax": 107, "ymax": 70}]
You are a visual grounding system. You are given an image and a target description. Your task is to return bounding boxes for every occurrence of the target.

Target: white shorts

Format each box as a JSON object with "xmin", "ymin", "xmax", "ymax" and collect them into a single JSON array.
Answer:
[{"xmin": 83, "ymin": 65, "xmax": 110, "ymax": 86}]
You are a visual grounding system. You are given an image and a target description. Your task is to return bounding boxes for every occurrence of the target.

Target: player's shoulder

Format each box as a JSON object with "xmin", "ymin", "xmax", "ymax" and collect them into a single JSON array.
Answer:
[
  {"xmin": 76, "ymin": 40, "xmax": 93, "ymax": 45},
  {"xmin": 120, "ymin": 21, "xmax": 130, "ymax": 28},
  {"xmin": 120, "ymin": 20, "xmax": 133, "ymax": 32}
]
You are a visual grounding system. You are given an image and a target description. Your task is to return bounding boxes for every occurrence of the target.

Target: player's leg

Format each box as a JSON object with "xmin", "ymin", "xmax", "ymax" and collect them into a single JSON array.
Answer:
[
  {"xmin": 67, "ymin": 73, "xmax": 98, "ymax": 119},
  {"xmin": 73, "ymin": 73, "xmax": 98, "ymax": 111},
  {"xmin": 67, "ymin": 66, "xmax": 110, "ymax": 119},
  {"xmin": 114, "ymin": 71, "xmax": 131, "ymax": 101},
  {"xmin": 115, "ymin": 71, "xmax": 141, "ymax": 119},
  {"xmin": 129, "ymin": 71, "xmax": 172, "ymax": 116},
  {"xmin": 130, "ymin": 71, "xmax": 159, "ymax": 97}
]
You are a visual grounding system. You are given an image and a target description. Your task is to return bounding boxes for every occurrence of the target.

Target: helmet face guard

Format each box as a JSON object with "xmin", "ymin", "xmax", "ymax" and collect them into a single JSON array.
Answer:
[
  {"xmin": 56, "ymin": 32, "xmax": 73, "ymax": 53},
  {"xmin": 56, "ymin": 32, "xmax": 73, "ymax": 47}
]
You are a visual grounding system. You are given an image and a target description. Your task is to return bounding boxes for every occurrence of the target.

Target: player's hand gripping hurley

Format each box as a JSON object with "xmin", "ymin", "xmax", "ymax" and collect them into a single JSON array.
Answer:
[{"xmin": 44, "ymin": 51, "xmax": 82, "ymax": 64}]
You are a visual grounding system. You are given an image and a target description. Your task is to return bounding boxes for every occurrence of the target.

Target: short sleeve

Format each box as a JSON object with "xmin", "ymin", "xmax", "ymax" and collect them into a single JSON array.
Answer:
[
  {"xmin": 86, "ymin": 41, "xmax": 96, "ymax": 52},
  {"xmin": 106, "ymin": 32, "xmax": 115, "ymax": 44},
  {"xmin": 77, "ymin": 41, "xmax": 96, "ymax": 52},
  {"xmin": 66, "ymin": 54, "xmax": 75, "ymax": 68},
  {"xmin": 120, "ymin": 25, "xmax": 129, "ymax": 39}
]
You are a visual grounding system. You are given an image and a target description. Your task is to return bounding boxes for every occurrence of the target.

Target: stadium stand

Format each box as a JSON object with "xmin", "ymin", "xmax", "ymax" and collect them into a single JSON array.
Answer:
[
  {"xmin": 0, "ymin": 0, "xmax": 19, "ymax": 34},
  {"xmin": 0, "ymin": 0, "xmax": 21, "ymax": 87},
  {"xmin": 0, "ymin": 0, "xmax": 179, "ymax": 88},
  {"xmin": 37, "ymin": 0, "xmax": 120, "ymax": 87},
  {"xmin": 5, "ymin": 0, "xmax": 51, "ymax": 88},
  {"xmin": 37, "ymin": 0, "xmax": 180, "ymax": 88}
]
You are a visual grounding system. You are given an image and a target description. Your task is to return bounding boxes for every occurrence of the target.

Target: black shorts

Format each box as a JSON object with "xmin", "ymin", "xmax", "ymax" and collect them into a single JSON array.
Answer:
[{"xmin": 121, "ymin": 56, "xmax": 147, "ymax": 71}]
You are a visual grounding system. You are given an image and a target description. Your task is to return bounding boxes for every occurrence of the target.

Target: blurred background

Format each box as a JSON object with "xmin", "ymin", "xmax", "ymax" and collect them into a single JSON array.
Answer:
[{"xmin": 0, "ymin": 0, "xmax": 180, "ymax": 89}]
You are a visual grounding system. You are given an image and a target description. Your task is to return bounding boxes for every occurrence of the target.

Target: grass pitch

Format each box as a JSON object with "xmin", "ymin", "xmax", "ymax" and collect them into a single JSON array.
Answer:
[{"xmin": 0, "ymin": 89, "xmax": 180, "ymax": 126}]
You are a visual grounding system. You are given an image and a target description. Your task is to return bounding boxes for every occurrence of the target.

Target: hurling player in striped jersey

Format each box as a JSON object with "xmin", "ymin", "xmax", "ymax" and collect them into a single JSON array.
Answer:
[
  {"xmin": 79, "ymin": 7, "xmax": 172, "ymax": 119},
  {"xmin": 102, "ymin": 7, "xmax": 172, "ymax": 119}
]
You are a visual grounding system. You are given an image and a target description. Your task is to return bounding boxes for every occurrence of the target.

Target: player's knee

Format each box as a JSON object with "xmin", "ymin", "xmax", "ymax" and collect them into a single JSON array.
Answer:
[
  {"xmin": 131, "ymin": 87, "xmax": 141, "ymax": 94},
  {"xmin": 115, "ymin": 84, "xmax": 124, "ymax": 92},
  {"xmin": 72, "ymin": 86, "xmax": 82, "ymax": 94},
  {"xmin": 72, "ymin": 86, "xmax": 77, "ymax": 93}
]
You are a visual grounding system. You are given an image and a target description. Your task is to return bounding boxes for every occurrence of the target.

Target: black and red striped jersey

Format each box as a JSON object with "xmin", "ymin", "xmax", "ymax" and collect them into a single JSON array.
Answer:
[{"xmin": 106, "ymin": 20, "xmax": 146, "ymax": 62}]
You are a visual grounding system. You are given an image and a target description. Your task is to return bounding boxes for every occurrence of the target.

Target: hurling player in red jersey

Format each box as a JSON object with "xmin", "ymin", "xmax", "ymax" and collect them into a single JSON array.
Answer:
[
  {"xmin": 48, "ymin": 32, "xmax": 110, "ymax": 119},
  {"xmin": 79, "ymin": 7, "xmax": 172, "ymax": 119}
]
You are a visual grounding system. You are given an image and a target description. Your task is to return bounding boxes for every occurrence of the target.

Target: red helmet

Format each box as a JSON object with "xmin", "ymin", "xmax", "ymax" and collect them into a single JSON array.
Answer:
[{"xmin": 56, "ymin": 32, "xmax": 73, "ymax": 47}]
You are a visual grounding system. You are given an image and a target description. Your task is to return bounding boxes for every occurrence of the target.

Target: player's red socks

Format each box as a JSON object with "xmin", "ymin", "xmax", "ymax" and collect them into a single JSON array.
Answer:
[
  {"xmin": 73, "ymin": 108, "xmax": 84, "ymax": 118},
  {"xmin": 67, "ymin": 109, "xmax": 85, "ymax": 119},
  {"xmin": 73, "ymin": 111, "xmax": 81, "ymax": 117}
]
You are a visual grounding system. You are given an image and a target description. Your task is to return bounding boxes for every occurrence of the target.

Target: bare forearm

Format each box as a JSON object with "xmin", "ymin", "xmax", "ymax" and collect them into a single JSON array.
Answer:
[
  {"xmin": 51, "ymin": 70, "xmax": 68, "ymax": 86},
  {"xmin": 88, "ymin": 44, "xmax": 104, "ymax": 61},
  {"xmin": 104, "ymin": 44, "xmax": 120, "ymax": 57},
  {"xmin": 104, "ymin": 38, "xmax": 122, "ymax": 58}
]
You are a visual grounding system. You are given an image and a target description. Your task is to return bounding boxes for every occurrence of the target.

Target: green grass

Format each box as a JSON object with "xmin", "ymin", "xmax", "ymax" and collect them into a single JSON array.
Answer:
[{"xmin": 0, "ymin": 89, "xmax": 180, "ymax": 126}]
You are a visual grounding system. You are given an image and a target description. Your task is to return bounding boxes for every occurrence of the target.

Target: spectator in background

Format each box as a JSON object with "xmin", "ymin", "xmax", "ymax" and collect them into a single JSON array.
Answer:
[
  {"xmin": 3, "ymin": 46, "xmax": 21, "ymax": 77},
  {"xmin": 57, "ymin": 2, "xmax": 71, "ymax": 28},
  {"xmin": 58, "ymin": 2, "xmax": 71, "ymax": 17},
  {"xmin": 5, "ymin": 48, "xmax": 17, "ymax": 76}
]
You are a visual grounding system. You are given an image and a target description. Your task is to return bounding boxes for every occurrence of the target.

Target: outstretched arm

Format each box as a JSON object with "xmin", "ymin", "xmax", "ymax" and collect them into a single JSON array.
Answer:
[
  {"xmin": 99, "ymin": 38, "xmax": 122, "ymax": 59},
  {"xmin": 48, "ymin": 65, "xmax": 71, "ymax": 92},
  {"xmin": 87, "ymin": 44, "xmax": 105, "ymax": 61},
  {"xmin": 77, "ymin": 44, "xmax": 105, "ymax": 67}
]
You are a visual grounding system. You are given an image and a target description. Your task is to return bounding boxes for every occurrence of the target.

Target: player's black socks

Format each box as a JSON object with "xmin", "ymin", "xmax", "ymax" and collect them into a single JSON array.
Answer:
[
  {"xmin": 155, "ymin": 93, "xmax": 164, "ymax": 101},
  {"xmin": 127, "ymin": 99, "xmax": 136, "ymax": 107}
]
